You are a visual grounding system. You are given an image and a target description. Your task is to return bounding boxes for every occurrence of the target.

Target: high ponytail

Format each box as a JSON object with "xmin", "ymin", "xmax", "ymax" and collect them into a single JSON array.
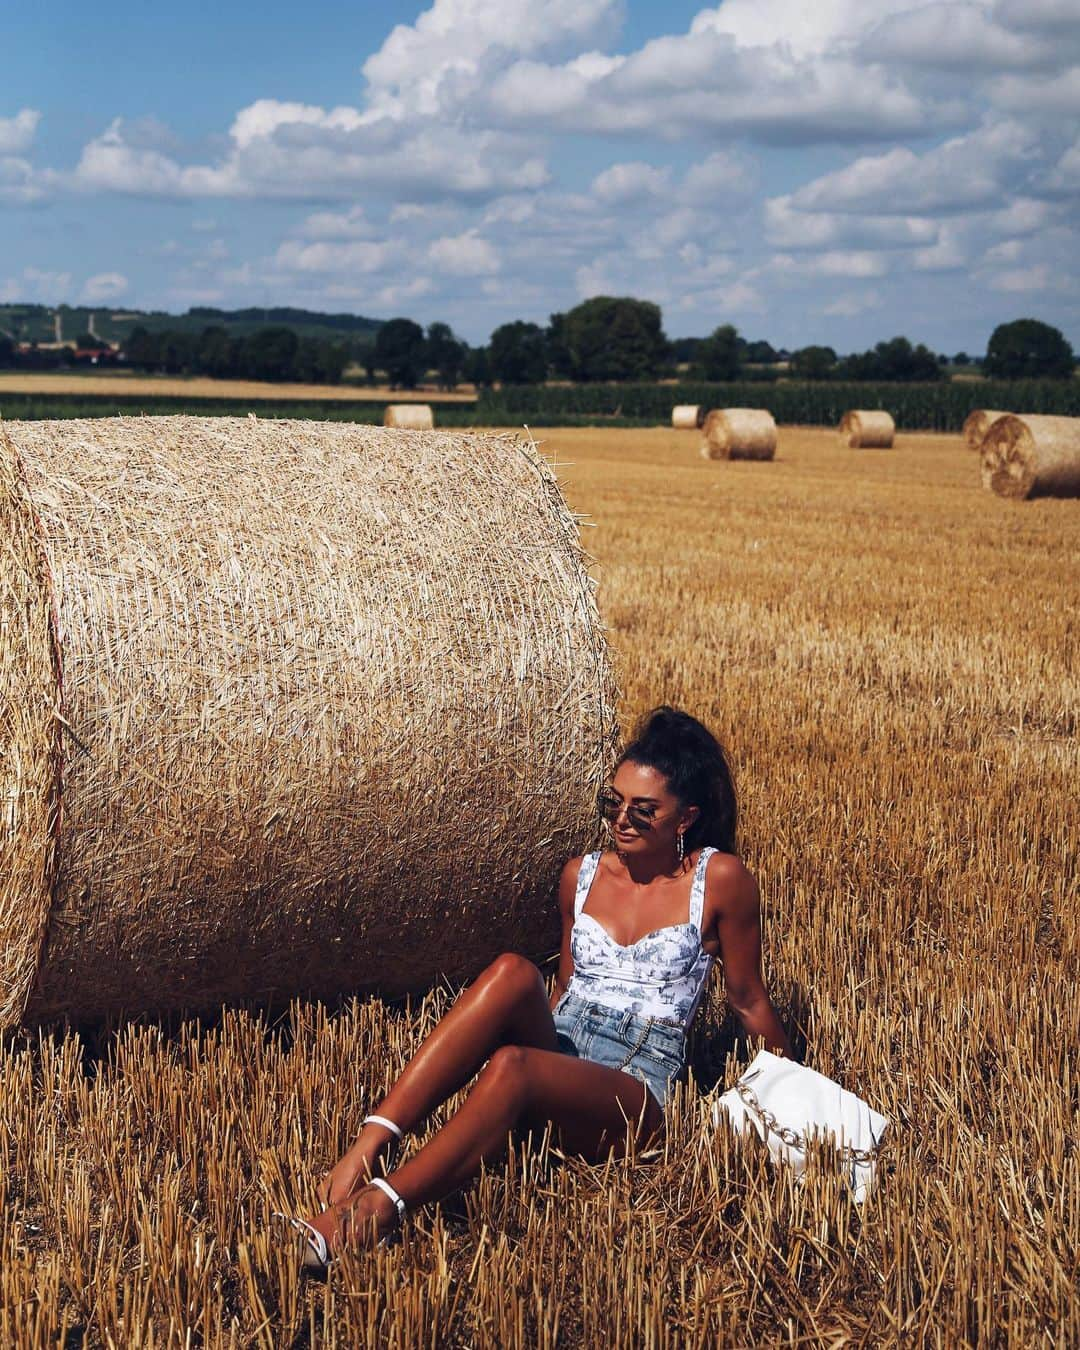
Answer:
[{"xmin": 619, "ymin": 706, "xmax": 738, "ymax": 855}]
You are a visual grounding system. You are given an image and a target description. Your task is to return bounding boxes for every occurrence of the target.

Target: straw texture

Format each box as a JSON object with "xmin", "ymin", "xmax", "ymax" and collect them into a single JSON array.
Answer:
[
  {"xmin": 0, "ymin": 416, "xmax": 617, "ymax": 1027},
  {"xmin": 839, "ymin": 410, "xmax": 895, "ymax": 448},
  {"xmin": 671, "ymin": 405, "xmax": 704, "ymax": 430},
  {"xmin": 384, "ymin": 404, "xmax": 434, "ymax": 429},
  {"xmin": 700, "ymin": 409, "xmax": 777, "ymax": 461},
  {"xmin": 980, "ymin": 413, "xmax": 1080, "ymax": 499},
  {"xmin": 962, "ymin": 408, "xmax": 1009, "ymax": 452}
]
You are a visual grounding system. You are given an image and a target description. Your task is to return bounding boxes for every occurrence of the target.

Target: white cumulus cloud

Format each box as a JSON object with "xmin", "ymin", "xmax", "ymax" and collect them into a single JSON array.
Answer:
[
  {"xmin": 0, "ymin": 266, "xmax": 72, "ymax": 304},
  {"xmin": 913, "ymin": 227, "xmax": 967, "ymax": 270},
  {"xmin": 275, "ymin": 239, "xmax": 393, "ymax": 273},
  {"xmin": 823, "ymin": 289, "xmax": 883, "ymax": 317},
  {"xmin": 362, "ymin": 0, "xmax": 622, "ymax": 119},
  {"xmin": 690, "ymin": 0, "xmax": 914, "ymax": 57},
  {"xmin": 80, "ymin": 272, "xmax": 129, "ymax": 303},
  {"xmin": 861, "ymin": 3, "xmax": 1053, "ymax": 70},
  {"xmin": 0, "ymin": 109, "xmax": 41, "ymax": 154},
  {"xmin": 428, "ymin": 229, "xmax": 501, "ymax": 275},
  {"xmin": 591, "ymin": 161, "xmax": 670, "ymax": 204},
  {"xmin": 789, "ymin": 119, "xmax": 1039, "ymax": 216},
  {"xmin": 988, "ymin": 263, "xmax": 1050, "ymax": 290}
]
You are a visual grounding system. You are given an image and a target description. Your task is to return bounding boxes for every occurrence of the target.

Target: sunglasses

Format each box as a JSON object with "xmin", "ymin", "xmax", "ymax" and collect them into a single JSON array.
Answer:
[{"xmin": 597, "ymin": 789, "xmax": 658, "ymax": 831}]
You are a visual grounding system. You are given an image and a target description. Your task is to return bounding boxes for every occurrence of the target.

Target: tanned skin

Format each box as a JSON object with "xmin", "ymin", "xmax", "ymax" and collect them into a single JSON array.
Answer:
[{"xmin": 305, "ymin": 760, "xmax": 792, "ymax": 1250}]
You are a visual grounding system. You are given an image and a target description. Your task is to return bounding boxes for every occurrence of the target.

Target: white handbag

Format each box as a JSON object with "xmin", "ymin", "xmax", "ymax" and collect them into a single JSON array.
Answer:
[{"xmin": 711, "ymin": 1050, "xmax": 891, "ymax": 1203}]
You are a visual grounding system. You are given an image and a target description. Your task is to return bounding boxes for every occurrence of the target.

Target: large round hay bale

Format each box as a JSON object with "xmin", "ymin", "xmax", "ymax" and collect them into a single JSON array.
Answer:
[
  {"xmin": 839, "ymin": 410, "xmax": 894, "ymax": 448},
  {"xmin": 0, "ymin": 417, "xmax": 618, "ymax": 1028},
  {"xmin": 980, "ymin": 414, "xmax": 1080, "ymax": 499},
  {"xmin": 700, "ymin": 409, "xmax": 777, "ymax": 461},
  {"xmin": 672, "ymin": 405, "xmax": 704, "ymax": 430},
  {"xmin": 384, "ymin": 404, "xmax": 434, "ymax": 430},
  {"xmin": 962, "ymin": 409, "xmax": 1009, "ymax": 452}
]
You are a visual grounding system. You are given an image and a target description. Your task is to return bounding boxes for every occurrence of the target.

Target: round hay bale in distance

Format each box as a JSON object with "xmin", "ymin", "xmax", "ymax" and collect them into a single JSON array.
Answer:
[
  {"xmin": 980, "ymin": 414, "xmax": 1080, "ymax": 499},
  {"xmin": 962, "ymin": 409, "xmax": 1009, "ymax": 452},
  {"xmin": 839, "ymin": 410, "xmax": 895, "ymax": 448},
  {"xmin": 672, "ymin": 405, "xmax": 704, "ymax": 430},
  {"xmin": 700, "ymin": 409, "xmax": 777, "ymax": 461},
  {"xmin": 384, "ymin": 403, "xmax": 434, "ymax": 430},
  {"xmin": 0, "ymin": 416, "xmax": 618, "ymax": 1028}
]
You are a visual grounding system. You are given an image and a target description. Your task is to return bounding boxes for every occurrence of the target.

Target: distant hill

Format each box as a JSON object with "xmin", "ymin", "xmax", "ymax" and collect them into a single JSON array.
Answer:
[{"xmin": 0, "ymin": 303, "xmax": 383, "ymax": 348}]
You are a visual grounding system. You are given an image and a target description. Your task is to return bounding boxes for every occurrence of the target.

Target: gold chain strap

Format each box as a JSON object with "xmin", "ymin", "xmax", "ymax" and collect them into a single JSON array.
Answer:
[
  {"xmin": 615, "ymin": 1017, "xmax": 656, "ymax": 1072},
  {"xmin": 735, "ymin": 1081, "xmax": 880, "ymax": 1167}
]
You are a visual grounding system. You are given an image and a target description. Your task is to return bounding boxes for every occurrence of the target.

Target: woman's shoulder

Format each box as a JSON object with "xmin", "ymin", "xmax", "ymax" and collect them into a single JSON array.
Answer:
[
  {"xmin": 698, "ymin": 849, "xmax": 759, "ymax": 911},
  {"xmin": 559, "ymin": 848, "xmax": 603, "ymax": 878},
  {"xmin": 557, "ymin": 853, "xmax": 596, "ymax": 915}
]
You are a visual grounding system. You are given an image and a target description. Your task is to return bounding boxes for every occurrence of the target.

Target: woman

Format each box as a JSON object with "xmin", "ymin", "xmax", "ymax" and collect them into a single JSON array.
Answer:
[{"xmin": 290, "ymin": 706, "xmax": 792, "ymax": 1266}]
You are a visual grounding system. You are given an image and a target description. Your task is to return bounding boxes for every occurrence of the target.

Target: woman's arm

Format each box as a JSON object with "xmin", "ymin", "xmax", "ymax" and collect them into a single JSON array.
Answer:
[
  {"xmin": 549, "ymin": 857, "xmax": 582, "ymax": 1010},
  {"xmin": 707, "ymin": 854, "xmax": 794, "ymax": 1059}
]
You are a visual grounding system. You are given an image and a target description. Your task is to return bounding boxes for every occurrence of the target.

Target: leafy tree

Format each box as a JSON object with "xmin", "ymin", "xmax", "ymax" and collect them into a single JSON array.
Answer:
[
  {"xmin": 319, "ymin": 340, "xmax": 350, "ymax": 384},
  {"xmin": 74, "ymin": 332, "xmax": 98, "ymax": 349},
  {"xmin": 0, "ymin": 332, "xmax": 15, "ymax": 368},
  {"xmin": 197, "ymin": 326, "xmax": 238, "ymax": 379},
  {"xmin": 546, "ymin": 312, "xmax": 573, "ymax": 378},
  {"xmin": 158, "ymin": 330, "xmax": 197, "ymax": 375},
  {"xmin": 876, "ymin": 336, "xmax": 941, "ymax": 381},
  {"xmin": 699, "ymin": 324, "xmax": 741, "ymax": 381},
  {"xmin": 561, "ymin": 296, "xmax": 668, "ymax": 382},
  {"xmin": 126, "ymin": 325, "xmax": 160, "ymax": 370},
  {"xmin": 426, "ymin": 322, "xmax": 467, "ymax": 390},
  {"xmin": 292, "ymin": 336, "xmax": 348, "ymax": 384},
  {"xmin": 242, "ymin": 327, "xmax": 299, "ymax": 382},
  {"xmin": 669, "ymin": 336, "xmax": 703, "ymax": 365},
  {"xmin": 375, "ymin": 317, "xmax": 427, "ymax": 388},
  {"xmin": 489, "ymin": 321, "xmax": 548, "ymax": 384},
  {"xmin": 953, "ymin": 352, "xmax": 970, "ymax": 366},
  {"xmin": 790, "ymin": 345, "xmax": 837, "ymax": 380},
  {"xmin": 464, "ymin": 345, "xmax": 493, "ymax": 389},
  {"xmin": 838, "ymin": 336, "xmax": 942, "ymax": 382},
  {"xmin": 744, "ymin": 339, "xmax": 779, "ymax": 365},
  {"xmin": 984, "ymin": 318, "xmax": 1074, "ymax": 379},
  {"xmin": 355, "ymin": 340, "xmax": 378, "ymax": 385}
]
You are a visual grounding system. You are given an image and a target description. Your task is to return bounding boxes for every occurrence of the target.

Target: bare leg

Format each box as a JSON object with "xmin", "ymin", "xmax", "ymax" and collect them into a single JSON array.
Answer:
[
  {"xmin": 313, "ymin": 1047, "xmax": 663, "ymax": 1249},
  {"xmin": 318, "ymin": 954, "xmax": 558, "ymax": 1205}
]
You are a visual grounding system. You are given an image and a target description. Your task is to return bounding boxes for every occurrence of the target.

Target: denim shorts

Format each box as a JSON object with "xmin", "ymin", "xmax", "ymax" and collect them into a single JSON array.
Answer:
[{"xmin": 552, "ymin": 991, "xmax": 686, "ymax": 1108}]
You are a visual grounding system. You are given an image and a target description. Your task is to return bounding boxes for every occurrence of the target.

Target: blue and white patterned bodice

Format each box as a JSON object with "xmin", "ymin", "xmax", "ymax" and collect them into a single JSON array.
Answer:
[{"xmin": 564, "ymin": 848, "xmax": 716, "ymax": 1025}]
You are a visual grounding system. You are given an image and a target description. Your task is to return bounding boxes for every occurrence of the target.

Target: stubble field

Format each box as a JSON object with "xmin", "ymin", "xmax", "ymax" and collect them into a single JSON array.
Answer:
[
  {"xmin": 0, "ymin": 373, "xmax": 474, "ymax": 402},
  {"xmin": 2, "ymin": 426, "xmax": 1077, "ymax": 1346}
]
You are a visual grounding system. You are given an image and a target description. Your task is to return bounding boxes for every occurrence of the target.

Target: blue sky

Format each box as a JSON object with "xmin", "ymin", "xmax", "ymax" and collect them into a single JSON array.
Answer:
[{"xmin": 3, "ymin": 0, "xmax": 1078, "ymax": 351}]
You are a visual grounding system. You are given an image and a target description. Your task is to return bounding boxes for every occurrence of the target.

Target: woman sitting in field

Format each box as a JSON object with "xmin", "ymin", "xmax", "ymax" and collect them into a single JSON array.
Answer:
[{"xmin": 289, "ymin": 706, "xmax": 792, "ymax": 1268}]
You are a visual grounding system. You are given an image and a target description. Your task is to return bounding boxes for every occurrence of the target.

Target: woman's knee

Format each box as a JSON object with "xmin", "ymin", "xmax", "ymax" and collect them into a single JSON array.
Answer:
[
  {"xmin": 481, "ymin": 1044, "xmax": 533, "ymax": 1097},
  {"xmin": 478, "ymin": 952, "xmax": 544, "ymax": 1003}
]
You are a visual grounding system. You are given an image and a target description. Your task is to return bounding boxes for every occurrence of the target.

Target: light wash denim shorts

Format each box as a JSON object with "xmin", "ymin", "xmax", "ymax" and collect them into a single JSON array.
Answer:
[{"xmin": 552, "ymin": 991, "xmax": 686, "ymax": 1108}]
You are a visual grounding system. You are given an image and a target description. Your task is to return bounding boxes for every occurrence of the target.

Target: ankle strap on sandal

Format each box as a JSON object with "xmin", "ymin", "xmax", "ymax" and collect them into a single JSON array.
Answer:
[
  {"xmin": 362, "ymin": 1114, "xmax": 404, "ymax": 1141},
  {"xmin": 368, "ymin": 1176, "xmax": 407, "ymax": 1224}
]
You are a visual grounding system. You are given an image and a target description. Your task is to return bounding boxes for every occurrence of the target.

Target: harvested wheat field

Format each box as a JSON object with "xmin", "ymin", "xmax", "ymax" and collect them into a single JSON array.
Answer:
[
  {"xmin": 0, "ymin": 373, "xmax": 475, "ymax": 402},
  {"xmin": 2, "ymin": 427, "xmax": 1077, "ymax": 1346}
]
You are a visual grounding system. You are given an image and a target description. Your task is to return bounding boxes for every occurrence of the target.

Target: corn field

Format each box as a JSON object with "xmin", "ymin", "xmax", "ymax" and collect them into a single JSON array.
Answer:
[
  {"xmin": 2, "ymin": 426, "xmax": 1077, "ymax": 1346},
  {"xmin": 477, "ymin": 378, "xmax": 1080, "ymax": 428},
  {"xmin": 3, "ymin": 375, "xmax": 1080, "ymax": 432}
]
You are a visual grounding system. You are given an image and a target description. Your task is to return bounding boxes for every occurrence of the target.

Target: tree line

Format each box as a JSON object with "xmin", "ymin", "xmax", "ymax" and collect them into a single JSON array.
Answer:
[
  {"xmin": 123, "ymin": 326, "xmax": 352, "ymax": 384},
  {"xmin": 0, "ymin": 300, "xmax": 1073, "ymax": 387},
  {"xmin": 374, "ymin": 303, "xmax": 1075, "ymax": 388}
]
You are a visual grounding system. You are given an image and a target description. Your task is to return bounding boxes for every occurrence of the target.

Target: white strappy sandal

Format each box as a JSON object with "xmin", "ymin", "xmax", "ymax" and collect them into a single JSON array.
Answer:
[
  {"xmin": 316, "ymin": 1113, "xmax": 406, "ymax": 1211},
  {"xmin": 282, "ymin": 1112, "xmax": 409, "ymax": 1273},
  {"xmin": 287, "ymin": 1176, "xmax": 408, "ymax": 1271}
]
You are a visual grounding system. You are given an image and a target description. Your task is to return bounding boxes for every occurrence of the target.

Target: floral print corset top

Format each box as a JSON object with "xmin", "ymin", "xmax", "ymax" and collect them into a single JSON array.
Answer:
[{"xmin": 565, "ymin": 848, "xmax": 716, "ymax": 1025}]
